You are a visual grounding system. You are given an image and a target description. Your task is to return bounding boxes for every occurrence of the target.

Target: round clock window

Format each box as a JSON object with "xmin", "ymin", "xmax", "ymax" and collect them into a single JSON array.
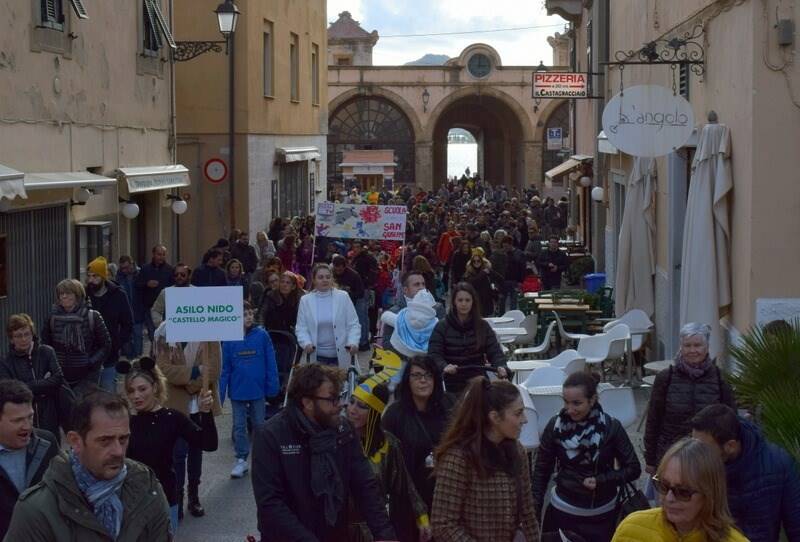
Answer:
[{"xmin": 468, "ymin": 54, "xmax": 492, "ymax": 78}]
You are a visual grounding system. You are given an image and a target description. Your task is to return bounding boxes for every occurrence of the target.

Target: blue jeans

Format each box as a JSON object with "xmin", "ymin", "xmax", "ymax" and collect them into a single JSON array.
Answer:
[
  {"xmin": 355, "ymin": 296, "xmax": 369, "ymax": 346},
  {"xmin": 169, "ymin": 505, "xmax": 178, "ymax": 534},
  {"xmin": 231, "ymin": 399, "xmax": 266, "ymax": 460},
  {"xmin": 99, "ymin": 365, "xmax": 117, "ymax": 393},
  {"xmin": 173, "ymin": 413, "xmax": 203, "ymax": 491},
  {"xmin": 316, "ymin": 355, "xmax": 339, "ymax": 366},
  {"xmin": 123, "ymin": 323, "xmax": 144, "ymax": 359}
]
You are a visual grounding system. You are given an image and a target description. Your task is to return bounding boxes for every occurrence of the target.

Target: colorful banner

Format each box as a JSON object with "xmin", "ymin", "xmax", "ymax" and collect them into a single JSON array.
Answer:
[{"xmin": 315, "ymin": 202, "xmax": 407, "ymax": 241}]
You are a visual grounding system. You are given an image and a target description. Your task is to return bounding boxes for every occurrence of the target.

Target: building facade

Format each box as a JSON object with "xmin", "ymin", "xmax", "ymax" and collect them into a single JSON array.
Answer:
[
  {"xmin": 175, "ymin": 0, "xmax": 328, "ymax": 266},
  {"xmin": 0, "ymin": 0, "xmax": 183, "ymax": 351},
  {"xmin": 553, "ymin": 0, "xmax": 800, "ymax": 357}
]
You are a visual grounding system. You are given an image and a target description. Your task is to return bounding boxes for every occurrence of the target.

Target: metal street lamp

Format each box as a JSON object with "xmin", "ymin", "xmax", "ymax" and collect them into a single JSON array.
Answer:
[
  {"xmin": 215, "ymin": 0, "xmax": 240, "ymax": 37},
  {"xmin": 422, "ymin": 88, "xmax": 430, "ymax": 112}
]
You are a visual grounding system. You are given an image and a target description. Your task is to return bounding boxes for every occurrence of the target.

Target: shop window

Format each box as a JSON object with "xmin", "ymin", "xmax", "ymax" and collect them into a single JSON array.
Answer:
[
  {"xmin": 75, "ymin": 221, "xmax": 112, "ymax": 281},
  {"xmin": 0, "ymin": 236, "xmax": 6, "ymax": 298},
  {"xmin": 279, "ymin": 162, "xmax": 309, "ymax": 218}
]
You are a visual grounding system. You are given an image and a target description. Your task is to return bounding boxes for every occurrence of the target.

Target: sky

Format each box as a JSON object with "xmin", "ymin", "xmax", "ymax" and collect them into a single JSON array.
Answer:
[{"xmin": 326, "ymin": 0, "xmax": 569, "ymax": 66}]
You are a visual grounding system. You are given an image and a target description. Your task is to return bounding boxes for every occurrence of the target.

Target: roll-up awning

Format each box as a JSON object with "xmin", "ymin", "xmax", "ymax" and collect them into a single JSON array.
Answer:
[
  {"xmin": 23, "ymin": 171, "xmax": 116, "ymax": 190},
  {"xmin": 276, "ymin": 147, "xmax": 321, "ymax": 163},
  {"xmin": 0, "ymin": 164, "xmax": 26, "ymax": 200},
  {"xmin": 117, "ymin": 164, "xmax": 190, "ymax": 193}
]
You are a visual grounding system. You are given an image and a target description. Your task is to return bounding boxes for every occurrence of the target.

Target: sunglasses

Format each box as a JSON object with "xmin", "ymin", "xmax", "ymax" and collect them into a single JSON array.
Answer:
[
  {"xmin": 174, "ymin": 272, "xmax": 188, "ymax": 278},
  {"xmin": 651, "ymin": 476, "xmax": 699, "ymax": 502}
]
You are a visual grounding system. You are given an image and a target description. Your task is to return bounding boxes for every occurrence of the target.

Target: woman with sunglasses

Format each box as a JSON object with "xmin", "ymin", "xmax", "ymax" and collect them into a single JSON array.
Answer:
[
  {"xmin": 532, "ymin": 372, "xmax": 641, "ymax": 542},
  {"xmin": 613, "ymin": 438, "xmax": 747, "ymax": 542},
  {"xmin": 347, "ymin": 380, "xmax": 431, "ymax": 542},
  {"xmin": 432, "ymin": 378, "xmax": 539, "ymax": 542},
  {"xmin": 382, "ymin": 356, "xmax": 455, "ymax": 514},
  {"xmin": 120, "ymin": 357, "xmax": 218, "ymax": 532}
]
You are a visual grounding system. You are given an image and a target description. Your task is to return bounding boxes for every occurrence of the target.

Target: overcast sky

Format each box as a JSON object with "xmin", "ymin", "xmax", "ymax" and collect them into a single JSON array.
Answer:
[{"xmin": 326, "ymin": 0, "xmax": 568, "ymax": 66}]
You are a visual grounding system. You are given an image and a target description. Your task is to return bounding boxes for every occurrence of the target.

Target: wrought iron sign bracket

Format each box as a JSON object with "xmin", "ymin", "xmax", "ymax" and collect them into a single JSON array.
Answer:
[
  {"xmin": 173, "ymin": 40, "xmax": 228, "ymax": 62},
  {"xmin": 601, "ymin": 24, "xmax": 706, "ymax": 76}
]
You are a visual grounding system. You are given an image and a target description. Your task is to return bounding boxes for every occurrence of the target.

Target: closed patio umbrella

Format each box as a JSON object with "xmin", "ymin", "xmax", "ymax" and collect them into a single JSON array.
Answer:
[
  {"xmin": 679, "ymin": 121, "xmax": 732, "ymax": 358},
  {"xmin": 615, "ymin": 157, "xmax": 656, "ymax": 317}
]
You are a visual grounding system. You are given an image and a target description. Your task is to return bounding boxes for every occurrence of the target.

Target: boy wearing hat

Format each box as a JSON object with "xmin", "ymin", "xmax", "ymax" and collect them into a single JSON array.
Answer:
[{"xmin": 86, "ymin": 256, "xmax": 134, "ymax": 392}]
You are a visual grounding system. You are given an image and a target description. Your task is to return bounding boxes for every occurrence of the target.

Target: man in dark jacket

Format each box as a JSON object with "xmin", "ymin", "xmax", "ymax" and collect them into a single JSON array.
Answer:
[
  {"xmin": 0, "ymin": 314, "xmax": 64, "ymax": 439},
  {"xmin": 192, "ymin": 249, "xmax": 227, "ymax": 287},
  {"xmin": 351, "ymin": 242, "xmax": 379, "ymax": 349},
  {"xmin": 0, "ymin": 379, "xmax": 61, "ymax": 539},
  {"xmin": 116, "ymin": 255, "xmax": 145, "ymax": 358},
  {"xmin": 252, "ymin": 363, "xmax": 395, "ymax": 542},
  {"xmin": 536, "ymin": 236, "xmax": 569, "ymax": 291},
  {"xmin": 230, "ymin": 231, "xmax": 259, "ymax": 275},
  {"xmin": 691, "ymin": 404, "xmax": 800, "ymax": 542},
  {"xmin": 332, "ymin": 255, "xmax": 369, "ymax": 349},
  {"xmin": 135, "ymin": 245, "xmax": 173, "ymax": 342},
  {"xmin": 86, "ymin": 257, "xmax": 133, "ymax": 393}
]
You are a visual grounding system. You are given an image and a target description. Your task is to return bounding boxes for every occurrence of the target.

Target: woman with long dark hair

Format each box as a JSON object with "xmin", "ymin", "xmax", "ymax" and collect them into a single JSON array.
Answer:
[
  {"xmin": 448, "ymin": 239, "xmax": 472, "ymax": 287},
  {"xmin": 532, "ymin": 372, "xmax": 641, "ymax": 542},
  {"xmin": 347, "ymin": 380, "xmax": 431, "ymax": 542},
  {"xmin": 432, "ymin": 378, "xmax": 539, "ymax": 541},
  {"xmin": 382, "ymin": 356, "xmax": 455, "ymax": 510},
  {"xmin": 462, "ymin": 248, "xmax": 495, "ymax": 316},
  {"xmin": 427, "ymin": 282, "xmax": 507, "ymax": 395}
]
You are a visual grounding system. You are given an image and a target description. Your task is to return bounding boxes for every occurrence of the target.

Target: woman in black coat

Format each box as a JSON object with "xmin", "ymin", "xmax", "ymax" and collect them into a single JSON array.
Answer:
[
  {"xmin": 448, "ymin": 239, "xmax": 471, "ymax": 286},
  {"xmin": 427, "ymin": 282, "xmax": 508, "ymax": 394},
  {"xmin": 260, "ymin": 271, "xmax": 304, "ymax": 381},
  {"xmin": 533, "ymin": 372, "xmax": 641, "ymax": 542},
  {"xmin": 643, "ymin": 322, "xmax": 736, "ymax": 473},
  {"xmin": 462, "ymin": 249, "xmax": 495, "ymax": 317},
  {"xmin": 382, "ymin": 356, "xmax": 455, "ymax": 512},
  {"xmin": 1, "ymin": 314, "xmax": 64, "ymax": 438}
]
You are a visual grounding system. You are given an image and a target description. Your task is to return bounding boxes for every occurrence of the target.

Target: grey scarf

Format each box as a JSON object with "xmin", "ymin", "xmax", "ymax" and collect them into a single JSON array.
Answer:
[
  {"xmin": 675, "ymin": 353, "xmax": 713, "ymax": 379},
  {"xmin": 52, "ymin": 303, "xmax": 90, "ymax": 353}
]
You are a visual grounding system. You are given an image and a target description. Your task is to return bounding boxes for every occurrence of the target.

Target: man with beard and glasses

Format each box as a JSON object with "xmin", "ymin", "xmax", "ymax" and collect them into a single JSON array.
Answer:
[
  {"xmin": 86, "ymin": 257, "xmax": 133, "ymax": 393},
  {"xmin": 5, "ymin": 391, "xmax": 171, "ymax": 541},
  {"xmin": 252, "ymin": 363, "xmax": 395, "ymax": 542},
  {"xmin": 150, "ymin": 263, "xmax": 193, "ymax": 329}
]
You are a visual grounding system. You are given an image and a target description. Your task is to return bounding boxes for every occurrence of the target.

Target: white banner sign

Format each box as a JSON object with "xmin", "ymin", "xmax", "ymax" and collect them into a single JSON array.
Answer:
[
  {"xmin": 315, "ymin": 202, "xmax": 407, "ymax": 240},
  {"xmin": 602, "ymin": 85, "xmax": 695, "ymax": 158},
  {"xmin": 165, "ymin": 286, "xmax": 244, "ymax": 343},
  {"xmin": 533, "ymin": 72, "xmax": 589, "ymax": 98}
]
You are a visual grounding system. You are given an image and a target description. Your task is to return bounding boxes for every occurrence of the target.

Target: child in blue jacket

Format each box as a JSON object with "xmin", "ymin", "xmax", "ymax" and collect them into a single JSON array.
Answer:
[{"xmin": 220, "ymin": 301, "xmax": 279, "ymax": 478}]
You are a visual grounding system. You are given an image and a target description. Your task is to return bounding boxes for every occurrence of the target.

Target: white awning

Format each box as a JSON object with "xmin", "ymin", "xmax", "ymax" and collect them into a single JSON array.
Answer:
[
  {"xmin": 545, "ymin": 158, "xmax": 582, "ymax": 181},
  {"xmin": 276, "ymin": 147, "xmax": 321, "ymax": 163},
  {"xmin": 597, "ymin": 131, "xmax": 618, "ymax": 155},
  {"xmin": 117, "ymin": 165, "xmax": 190, "ymax": 193},
  {"xmin": 24, "ymin": 171, "xmax": 116, "ymax": 190},
  {"xmin": 0, "ymin": 164, "xmax": 26, "ymax": 200}
]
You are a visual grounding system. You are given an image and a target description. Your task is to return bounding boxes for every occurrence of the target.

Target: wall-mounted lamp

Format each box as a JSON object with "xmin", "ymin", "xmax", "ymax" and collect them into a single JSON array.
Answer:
[
  {"xmin": 118, "ymin": 197, "xmax": 140, "ymax": 219},
  {"xmin": 70, "ymin": 187, "xmax": 94, "ymax": 206},
  {"xmin": 166, "ymin": 194, "xmax": 188, "ymax": 215},
  {"xmin": 591, "ymin": 186, "xmax": 605, "ymax": 202},
  {"xmin": 422, "ymin": 88, "xmax": 430, "ymax": 112},
  {"xmin": 580, "ymin": 176, "xmax": 592, "ymax": 188}
]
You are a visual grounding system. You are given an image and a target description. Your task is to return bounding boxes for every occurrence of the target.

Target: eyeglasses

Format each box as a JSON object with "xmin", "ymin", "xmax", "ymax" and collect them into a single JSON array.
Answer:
[
  {"xmin": 311, "ymin": 395, "xmax": 340, "ymax": 407},
  {"xmin": 409, "ymin": 372, "xmax": 433, "ymax": 382},
  {"xmin": 174, "ymin": 272, "xmax": 188, "ymax": 278},
  {"xmin": 651, "ymin": 476, "xmax": 699, "ymax": 502}
]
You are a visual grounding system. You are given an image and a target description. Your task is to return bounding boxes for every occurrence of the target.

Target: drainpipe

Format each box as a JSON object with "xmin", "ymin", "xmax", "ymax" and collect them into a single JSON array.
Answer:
[{"xmin": 168, "ymin": 0, "xmax": 181, "ymax": 260}]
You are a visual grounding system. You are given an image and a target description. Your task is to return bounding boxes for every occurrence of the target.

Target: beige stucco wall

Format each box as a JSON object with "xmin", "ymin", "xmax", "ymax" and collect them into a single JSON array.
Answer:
[
  {"xmin": 0, "ymin": 0, "xmax": 173, "ymax": 262},
  {"xmin": 600, "ymin": 0, "xmax": 800, "ymax": 348}
]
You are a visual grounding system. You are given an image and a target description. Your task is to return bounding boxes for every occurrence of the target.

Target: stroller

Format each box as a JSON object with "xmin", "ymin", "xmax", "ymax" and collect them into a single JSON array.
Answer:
[{"xmin": 267, "ymin": 330, "xmax": 300, "ymax": 408}]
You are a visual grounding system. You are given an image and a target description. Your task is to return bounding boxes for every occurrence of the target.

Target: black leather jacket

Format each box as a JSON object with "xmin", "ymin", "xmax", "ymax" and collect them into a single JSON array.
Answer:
[{"xmin": 532, "ymin": 412, "xmax": 641, "ymax": 516}]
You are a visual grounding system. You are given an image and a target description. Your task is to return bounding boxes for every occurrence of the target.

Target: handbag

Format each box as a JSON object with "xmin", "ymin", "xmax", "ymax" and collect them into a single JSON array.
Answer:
[{"xmin": 615, "ymin": 481, "xmax": 650, "ymax": 525}]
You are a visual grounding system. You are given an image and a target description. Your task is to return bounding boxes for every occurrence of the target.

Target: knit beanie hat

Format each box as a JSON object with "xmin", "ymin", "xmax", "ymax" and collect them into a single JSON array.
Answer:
[{"xmin": 88, "ymin": 256, "xmax": 109, "ymax": 280}]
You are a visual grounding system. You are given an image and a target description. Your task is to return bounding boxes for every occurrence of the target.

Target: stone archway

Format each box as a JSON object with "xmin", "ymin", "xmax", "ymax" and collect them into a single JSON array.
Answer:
[
  {"xmin": 329, "ymin": 87, "xmax": 423, "ymax": 140},
  {"xmin": 427, "ymin": 88, "xmax": 532, "ymax": 189}
]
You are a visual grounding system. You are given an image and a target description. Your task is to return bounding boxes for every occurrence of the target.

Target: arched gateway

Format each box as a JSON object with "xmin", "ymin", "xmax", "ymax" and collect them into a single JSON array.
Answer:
[{"xmin": 327, "ymin": 12, "xmax": 568, "ymax": 191}]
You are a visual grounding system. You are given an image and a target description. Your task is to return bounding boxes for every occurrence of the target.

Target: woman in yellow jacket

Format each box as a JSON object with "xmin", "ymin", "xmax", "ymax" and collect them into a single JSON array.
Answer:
[{"xmin": 613, "ymin": 438, "xmax": 748, "ymax": 542}]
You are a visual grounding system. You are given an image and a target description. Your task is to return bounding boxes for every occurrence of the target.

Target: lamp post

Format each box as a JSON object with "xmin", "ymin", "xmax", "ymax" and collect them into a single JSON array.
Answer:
[{"xmin": 174, "ymin": 0, "xmax": 240, "ymax": 232}]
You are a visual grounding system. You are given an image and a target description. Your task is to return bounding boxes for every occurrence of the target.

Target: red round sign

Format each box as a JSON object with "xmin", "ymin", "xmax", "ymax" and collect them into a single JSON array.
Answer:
[{"xmin": 204, "ymin": 158, "xmax": 228, "ymax": 184}]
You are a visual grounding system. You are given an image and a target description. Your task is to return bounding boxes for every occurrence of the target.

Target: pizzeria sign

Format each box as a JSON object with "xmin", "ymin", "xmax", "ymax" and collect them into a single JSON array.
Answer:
[{"xmin": 533, "ymin": 72, "xmax": 589, "ymax": 99}]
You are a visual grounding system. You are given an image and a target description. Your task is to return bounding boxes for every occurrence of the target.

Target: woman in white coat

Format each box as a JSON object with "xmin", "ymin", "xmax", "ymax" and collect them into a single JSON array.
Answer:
[{"xmin": 296, "ymin": 262, "xmax": 361, "ymax": 368}]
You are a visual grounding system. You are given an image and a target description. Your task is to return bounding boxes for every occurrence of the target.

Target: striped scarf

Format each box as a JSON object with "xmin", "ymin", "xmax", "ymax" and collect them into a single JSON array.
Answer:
[
  {"xmin": 69, "ymin": 451, "xmax": 127, "ymax": 540},
  {"xmin": 553, "ymin": 403, "xmax": 607, "ymax": 465}
]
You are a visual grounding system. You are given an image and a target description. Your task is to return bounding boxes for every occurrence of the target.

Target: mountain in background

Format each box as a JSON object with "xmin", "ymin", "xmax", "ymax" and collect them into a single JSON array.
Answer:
[{"xmin": 405, "ymin": 54, "xmax": 450, "ymax": 66}]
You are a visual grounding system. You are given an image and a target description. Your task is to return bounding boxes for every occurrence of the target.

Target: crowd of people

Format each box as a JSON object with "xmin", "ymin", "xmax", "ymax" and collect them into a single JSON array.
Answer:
[{"xmin": 0, "ymin": 177, "xmax": 798, "ymax": 542}]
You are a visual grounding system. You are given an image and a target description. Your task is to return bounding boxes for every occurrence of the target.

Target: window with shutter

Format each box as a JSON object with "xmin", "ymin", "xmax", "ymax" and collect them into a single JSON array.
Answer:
[
  {"xmin": 151, "ymin": 0, "xmax": 176, "ymax": 49},
  {"xmin": 69, "ymin": 0, "xmax": 88, "ymax": 19},
  {"xmin": 143, "ymin": 0, "xmax": 162, "ymax": 52},
  {"xmin": 40, "ymin": 0, "xmax": 64, "ymax": 29}
]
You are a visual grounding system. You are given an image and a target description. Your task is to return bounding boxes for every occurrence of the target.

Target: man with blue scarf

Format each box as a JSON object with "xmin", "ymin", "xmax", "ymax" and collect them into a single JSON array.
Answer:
[{"xmin": 5, "ymin": 391, "xmax": 171, "ymax": 541}]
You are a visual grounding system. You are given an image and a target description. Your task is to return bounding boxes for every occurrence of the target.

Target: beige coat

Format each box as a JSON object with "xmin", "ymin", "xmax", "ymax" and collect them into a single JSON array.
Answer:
[{"xmin": 155, "ymin": 340, "xmax": 222, "ymax": 416}]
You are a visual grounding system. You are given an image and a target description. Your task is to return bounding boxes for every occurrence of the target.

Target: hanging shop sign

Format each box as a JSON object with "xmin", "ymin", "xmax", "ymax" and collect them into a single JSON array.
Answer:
[
  {"xmin": 601, "ymin": 85, "xmax": 695, "ymax": 158},
  {"xmin": 165, "ymin": 286, "xmax": 244, "ymax": 342},
  {"xmin": 533, "ymin": 72, "xmax": 589, "ymax": 98},
  {"xmin": 315, "ymin": 202, "xmax": 407, "ymax": 241},
  {"xmin": 547, "ymin": 127, "xmax": 563, "ymax": 151}
]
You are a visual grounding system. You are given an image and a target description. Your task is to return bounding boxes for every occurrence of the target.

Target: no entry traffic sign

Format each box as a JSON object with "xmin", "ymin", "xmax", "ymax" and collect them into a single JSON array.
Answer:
[{"xmin": 204, "ymin": 158, "xmax": 228, "ymax": 184}]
